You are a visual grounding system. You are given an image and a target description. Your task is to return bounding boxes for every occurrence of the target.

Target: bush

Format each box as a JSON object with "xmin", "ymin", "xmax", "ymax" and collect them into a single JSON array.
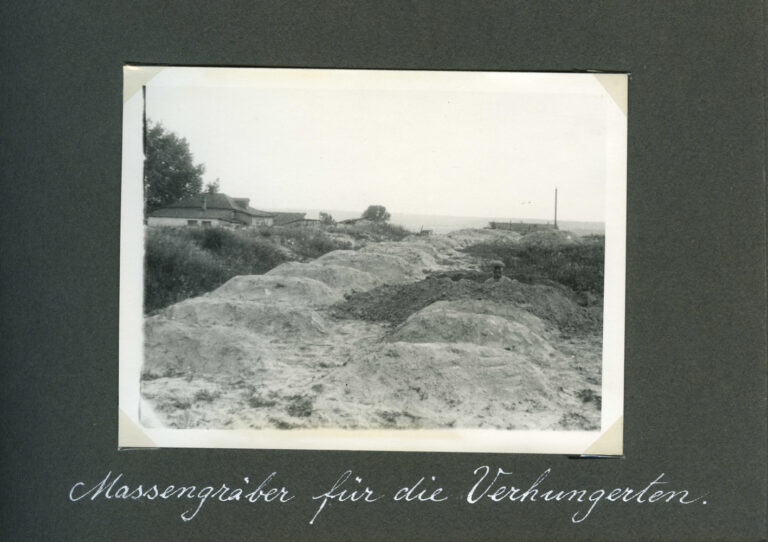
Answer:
[
  {"xmin": 144, "ymin": 226, "xmax": 353, "ymax": 313},
  {"xmin": 144, "ymin": 229, "xmax": 228, "ymax": 312},
  {"xmin": 145, "ymin": 227, "xmax": 288, "ymax": 312},
  {"xmin": 327, "ymin": 221, "xmax": 411, "ymax": 242},
  {"xmin": 271, "ymin": 226, "xmax": 352, "ymax": 260}
]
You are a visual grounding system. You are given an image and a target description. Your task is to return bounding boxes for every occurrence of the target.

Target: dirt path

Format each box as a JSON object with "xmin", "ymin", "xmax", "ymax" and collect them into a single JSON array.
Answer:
[{"xmin": 141, "ymin": 229, "xmax": 602, "ymax": 431}]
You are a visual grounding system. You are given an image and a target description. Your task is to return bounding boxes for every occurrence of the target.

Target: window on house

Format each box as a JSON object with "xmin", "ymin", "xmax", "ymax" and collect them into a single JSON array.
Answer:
[
  {"xmin": 187, "ymin": 220, "xmax": 198, "ymax": 226},
  {"xmin": 202, "ymin": 221, "xmax": 212, "ymax": 227}
]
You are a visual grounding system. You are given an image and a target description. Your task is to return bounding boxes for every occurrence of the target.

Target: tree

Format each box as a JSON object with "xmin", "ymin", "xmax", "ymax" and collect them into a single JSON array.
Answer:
[
  {"xmin": 319, "ymin": 212, "xmax": 335, "ymax": 225},
  {"xmin": 205, "ymin": 178, "xmax": 221, "ymax": 194},
  {"xmin": 144, "ymin": 122, "xmax": 205, "ymax": 214},
  {"xmin": 361, "ymin": 205, "xmax": 390, "ymax": 223}
]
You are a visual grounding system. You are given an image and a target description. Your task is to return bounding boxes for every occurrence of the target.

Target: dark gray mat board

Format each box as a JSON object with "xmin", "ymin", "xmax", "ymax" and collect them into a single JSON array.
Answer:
[{"xmin": 1, "ymin": 2, "xmax": 765, "ymax": 540}]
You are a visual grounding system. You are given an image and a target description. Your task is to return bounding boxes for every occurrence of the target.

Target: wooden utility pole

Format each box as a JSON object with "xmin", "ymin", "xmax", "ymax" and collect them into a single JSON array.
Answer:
[
  {"xmin": 142, "ymin": 85, "xmax": 147, "ymax": 159},
  {"xmin": 554, "ymin": 188, "xmax": 558, "ymax": 229}
]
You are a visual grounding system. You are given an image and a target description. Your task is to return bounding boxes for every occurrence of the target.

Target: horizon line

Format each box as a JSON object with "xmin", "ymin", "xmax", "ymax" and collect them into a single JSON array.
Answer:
[{"xmin": 262, "ymin": 206, "xmax": 605, "ymax": 225}]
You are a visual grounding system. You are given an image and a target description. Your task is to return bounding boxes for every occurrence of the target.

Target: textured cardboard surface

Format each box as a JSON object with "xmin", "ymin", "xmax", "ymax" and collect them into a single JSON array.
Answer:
[{"xmin": 1, "ymin": 2, "xmax": 765, "ymax": 540}]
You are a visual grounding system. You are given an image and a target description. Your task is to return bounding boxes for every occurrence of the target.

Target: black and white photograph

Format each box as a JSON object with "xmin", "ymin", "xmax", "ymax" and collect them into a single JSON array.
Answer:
[
  {"xmin": 6, "ymin": 2, "xmax": 768, "ymax": 539},
  {"xmin": 119, "ymin": 67, "xmax": 626, "ymax": 453}
]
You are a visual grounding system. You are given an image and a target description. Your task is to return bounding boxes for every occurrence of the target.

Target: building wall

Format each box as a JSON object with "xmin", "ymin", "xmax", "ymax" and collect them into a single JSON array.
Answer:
[
  {"xmin": 248, "ymin": 216, "xmax": 273, "ymax": 227},
  {"xmin": 148, "ymin": 214, "xmax": 273, "ymax": 228},
  {"xmin": 147, "ymin": 217, "xmax": 237, "ymax": 228}
]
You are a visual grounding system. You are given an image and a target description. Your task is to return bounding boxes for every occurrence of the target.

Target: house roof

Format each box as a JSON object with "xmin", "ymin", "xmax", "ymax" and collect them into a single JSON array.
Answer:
[
  {"xmin": 150, "ymin": 193, "xmax": 274, "ymax": 218},
  {"xmin": 271, "ymin": 212, "xmax": 307, "ymax": 226}
]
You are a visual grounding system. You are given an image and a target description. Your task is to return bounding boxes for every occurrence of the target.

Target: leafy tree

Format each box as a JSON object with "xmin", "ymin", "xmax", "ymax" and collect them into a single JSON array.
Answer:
[
  {"xmin": 319, "ymin": 212, "xmax": 335, "ymax": 225},
  {"xmin": 205, "ymin": 178, "xmax": 221, "ymax": 194},
  {"xmin": 144, "ymin": 122, "xmax": 205, "ymax": 214},
  {"xmin": 361, "ymin": 205, "xmax": 390, "ymax": 223}
]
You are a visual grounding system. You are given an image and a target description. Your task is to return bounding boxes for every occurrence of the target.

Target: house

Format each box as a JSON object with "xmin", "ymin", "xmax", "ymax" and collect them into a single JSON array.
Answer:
[
  {"xmin": 147, "ymin": 193, "xmax": 274, "ymax": 228},
  {"xmin": 271, "ymin": 212, "xmax": 320, "ymax": 228}
]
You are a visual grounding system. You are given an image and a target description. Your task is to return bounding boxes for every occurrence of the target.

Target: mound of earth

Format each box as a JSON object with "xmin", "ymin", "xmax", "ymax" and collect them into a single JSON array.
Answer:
[
  {"xmin": 324, "ymin": 232, "xmax": 362, "ymax": 248},
  {"xmin": 391, "ymin": 240, "xmax": 444, "ymax": 259},
  {"xmin": 159, "ymin": 297, "xmax": 331, "ymax": 338},
  {"xmin": 446, "ymin": 228, "xmax": 522, "ymax": 247},
  {"xmin": 266, "ymin": 262, "xmax": 382, "ymax": 294},
  {"xmin": 359, "ymin": 242, "xmax": 439, "ymax": 270},
  {"xmin": 402, "ymin": 233, "xmax": 464, "ymax": 251},
  {"xmin": 211, "ymin": 275, "xmax": 343, "ymax": 306},
  {"xmin": 315, "ymin": 250, "xmax": 422, "ymax": 283},
  {"xmin": 419, "ymin": 299, "xmax": 550, "ymax": 336},
  {"xmin": 517, "ymin": 283, "xmax": 600, "ymax": 332},
  {"xmin": 315, "ymin": 341, "xmax": 598, "ymax": 430},
  {"xmin": 143, "ymin": 317, "xmax": 267, "ymax": 377},
  {"xmin": 142, "ymin": 333, "xmax": 600, "ymax": 430},
  {"xmin": 388, "ymin": 303, "xmax": 555, "ymax": 356},
  {"xmin": 141, "ymin": 228, "xmax": 603, "ymax": 433},
  {"xmin": 331, "ymin": 276, "xmax": 478, "ymax": 325},
  {"xmin": 331, "ymin": 274, "xmax": 600, "ymax": 333}
]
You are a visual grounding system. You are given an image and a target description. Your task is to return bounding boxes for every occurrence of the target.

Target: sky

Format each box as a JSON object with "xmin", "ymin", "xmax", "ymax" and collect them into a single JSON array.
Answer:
[{"xmin": 145, "ymin": 69, "xmax": 613, "ymax": 222}]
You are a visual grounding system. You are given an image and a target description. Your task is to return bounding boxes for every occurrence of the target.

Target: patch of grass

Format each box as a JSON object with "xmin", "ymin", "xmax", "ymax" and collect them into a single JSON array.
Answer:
[
  {"xmin": 194, "ymin": 389, "xmax": 221, "ymax": 402},
  {"xmin": 286, "ymin": 395, "xmax": 314, "ymax": 418},
  {"xmin": 142, "ymin": 366, "xmax": 188, "ymax": 381},
  {"xmin": 576, "ymin": 388, "xmax": 602, "ymax": 409},
  {"xmin": 377, "ymin": 410, "xmax": 419, "ymax": 428},
  {"xmin": 269, "ymin": 418, "xmax": 297, "ymax": 430},
  {"xmin": 246, "ymin": 395, "xmax": 277, "ymax": 409},
  {"xmin": 463, "ymin": 235, "xmax": 605, "ymax": 294},
  {"xmin": 157, "ymin": 397, "xmax": 192, "ymax": 413}
]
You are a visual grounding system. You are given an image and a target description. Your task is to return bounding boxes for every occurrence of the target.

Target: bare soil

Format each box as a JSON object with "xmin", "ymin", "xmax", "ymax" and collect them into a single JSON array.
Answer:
[{"xmin": 141, "ymin": 229, "xmax": 603, "ymax": 431}]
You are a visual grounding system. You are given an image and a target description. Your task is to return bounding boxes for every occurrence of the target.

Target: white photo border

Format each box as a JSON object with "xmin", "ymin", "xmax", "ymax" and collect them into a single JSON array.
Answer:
[{"xmin": 119, "ymin": 66, "xmax": 626, "ymax": 454}]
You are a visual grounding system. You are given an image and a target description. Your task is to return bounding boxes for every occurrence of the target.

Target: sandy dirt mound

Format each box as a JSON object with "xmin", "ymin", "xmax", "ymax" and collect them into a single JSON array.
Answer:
[
  {"xmin": 159, "ymin": 297, "xmax": 331, "ymax": 338},
  {"xmin": 446, "ymin": 228, "xmax": 522, "ymax": 248},
  {"xmin": 315, "ymin": 250, "xmax": 421, "ymax": 283},
  {"xmin": 289, "ymin": 341, "xmax": 595, "ymax": 430},
  {"xmin": 390, "ymin": 240, "xmax": 444, "ymax": 259},
  {"xmin": 389, "ymin": 304, "xmax": 555, "ymax": 357},
  {"xmin": 142, "ymin": 336, "xmax": 600, "ymax": 430},
  {"xmin": 419, "ymin": 299, "xmax": 550, "ymax": 337},
  {"xmin": 359, "ymin": 242, "xmax": 440, "ymax": 270},
  {"xmin": 516, "ymin": 283, "xmax": 599, "ymax": 333},
  {"xmin": 211, "ymin": 274, "xmax": 343, "ymax": 306},
  {"xmin": 142, "ymin": 229, "xmax": 603, "ymax": 433},
  {"xmin": 332, "ymin": 274, "xmax": 599, "ymax": 333},
  {"xmin": 143, "ymin": 317, "xmax": 267, "ymax": 377},
  {"xmin": 266, "ymin": 262, "xmax": 382, "ymax": 293},
  {"xmin": 324, "ymin": 232, "xmax": 363, "ymax": 248},
  {"xmin": 330, "ymin": 275, "xmax": 479, "ymax": 325},
  {"xmin": 402, "ymin": 234, "xmax": 462, "ymax": 252}
]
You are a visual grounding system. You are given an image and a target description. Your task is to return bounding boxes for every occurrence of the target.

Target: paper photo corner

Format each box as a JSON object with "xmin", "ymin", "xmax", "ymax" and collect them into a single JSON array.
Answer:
[
  {"xmin": 123, "ymin": 65, "xmax": 165, "ymax": 103},
  {"xmin": 118, "ymin": 408, "xmax": 157, "ymax": 449},
  {"xmin": 584, "ymin": 416, "xmax": 623, "ymax": 456}
]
